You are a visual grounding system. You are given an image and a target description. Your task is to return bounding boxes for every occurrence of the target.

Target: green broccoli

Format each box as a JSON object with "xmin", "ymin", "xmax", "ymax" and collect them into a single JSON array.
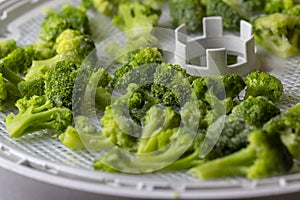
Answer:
[
  {"xmin": 192, "ymin": 74, "xmax": 245, "ymax": 101},
  {"xmin": 190, "ymin": 129, "xmax": 293, "ymax": 179},
  {"xmin": 137, "ymin": 105, "xmax": 181, "ymax": 154},
  {"xmin": 0, "ymin": 73, "xmax": 20, "ymax": 110},
  {"xmin": 265, "ymin": 0, "xmax": 294, "ymax": 14},
  {"xmin": 32, "ymin": 29, "xmax": 95, "ymax": 70},
  {"xmin": 169, "ymin": 0, "xmax": 206, "ymax": 32},
  {"xmin": 35, "ymin": 4, "xmax": 91, "ymax": 59},
  {"xmin": 92, "ymin": 0, "xmax": 128, "ymax": 16},
  {"xmin": 59, "ymin": 116, "xmax": 113, "ymax": 149},
  {"xmin": 231, "ymin": 96, "xmax": 281, "ymax": 128},
  {"xmin": 223, "ymin": 0, "xmax": 266, "ymax": 18},
  {"xmin": 0, "ymin": 39, "xmax": 17, "ymax": 59},
  {"xmin": 206, "ymin": 0, "xmax": 244, "ymax": 32},
  {"xmin": 245, "ymin": 70, "xmax": 284, "ymax": 102},
  {"xmin": 18, "ymin": 78, "xmax": 45, "ymax": 98},
  {"xmin": 94, "ymin": 128, "xmax": 199, "ymax": 173},
  {"xmin": 202, "ymin": 115, "xmax": 256, "ymax": 160},
  {"xmin": 4, "ymin": 95, "xmax": 72, "ymax": 138},
  {"xmin": 45, "ymin": 60, "xmax": 78, "ymax": 109},
  {"xmin": 264, "ymin": 103, "xmax": 300, "ymax": 160},
  {"xmin": 252, "ymin": 13, "xmax": 300, "ymax": 58},
  {"xmin": 112, "ymin": 1, "xmax": 161, "ymax": 39},
  {"xmin": 112, "ymin": 47, "xmax": 163, "ymax": 88}
]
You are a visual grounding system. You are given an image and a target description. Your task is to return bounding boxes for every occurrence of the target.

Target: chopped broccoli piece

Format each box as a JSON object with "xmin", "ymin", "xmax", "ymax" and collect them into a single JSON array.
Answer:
[
  {"xmin": 45, "ymin": 60, "xmax": 78, "ymax": 109},
  {"xmin": 169, "ymin": 0, "xmax": 206, "ymax": 32},
  {"xmin": 137, "ymin": 105, "xmax": 181, "ymax": 154},
  {"xmin": 113, "ymin": 1, "xmax": 161, "ymax": 39},
  {"xmin": 0, "ymin": 39, "xmax": 17, "ymax": 59},
  {"xmin": 264, "ymin": 103, "xmax": 300, "ymax": 160},
  {"xmin": 18, "ymin": 77, "xmax": 45, "ymax": 98},
  {"xmin": 265, "ymin": 0, "xmax": 294, "ymax": 14},
  {"xmin": 252, "ymin": 13, "xmax": 300, "ymax": 58},
  {"xmin": 0, "ymin": 73, "xmax": 20, "ymax": 110},
  {"xmin": 231, "ymin": 96, "xmax": 281, "ymax": 128},
  {"xmin": 202, "ymin": 115, "xmax": 256, "ymax": 160},
  {"xmin": 245, "ymin": 70, "xmax": 284, "ymax": 102},
  {"xmin": 92, "ymin": 0, "xmax": 128, "ymax": 16},
  {"xmin": 4, "ymin": 95, "xmax": 72, "ymax": 138},
  {"xmin": 206, "ymin": 0, "xmax": 243, "ymax": 31},
  {"xmin": 59, "ymin": 116, "xmax": 113, "ymax": 149},
  {"xmin": 190, "ymin": 129, "xmax": 293, "ymax": 179},
  {"xmin": 32, "ymin": 29, "xmax": 95, "ymax": 69},
  {"xmin": 223, "ymin": 0, "xmax": 266, "ymax": 18}
]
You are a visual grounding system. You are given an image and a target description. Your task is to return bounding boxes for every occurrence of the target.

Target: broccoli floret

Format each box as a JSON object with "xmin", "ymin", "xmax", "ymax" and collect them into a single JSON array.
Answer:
[
  {"xmin": 284, "ymin": 4, "xmax": 300, "ymax": 15},
  {"xmin": 4, "ymin": 95, "xmax": 72, "ymax": 138},
  {"xmin": 137, "ymin": 105, "xmax": 181, "ymax": 154},
  {"xmin": 153, "ymin": 63, "xmax": 193, "ymax": 107},
  {"xmin": 94, "ymin": 128, "xmax": 199, "ymax": 173},
  {"xmin": 169, "ymin": 0, "xmax": 206, "ymax": 32},
  {"xmin": 113, "ymin": 1, "xmax": 161, "ymax": 39},
  {"xmin": 245, "ymin": 70, "xmax": 284, "ymax": 102},
  {"xmin": 265, "ymin": 0, "xmax": 294, "ymax": 14},
  {"xmin": 0, "ymin": 73, "xmax": 20, "ymax": 110},
  {"xmin": 59, "ymin": 116, "xmax": 113, "ymax": 149},
  {"xmin": 0, "ymin": 39, "xmax": 17, "ymax": 59},
  {"xmin": 252, "ymin": 13, "xmax": 300, "ymax": 58},
  {"xmin": 112, "ymin": 47, "xmax": 163, "ymax": 88},
  {"xmin": 192, "ymin": 74, "xmax": 245, "ymax": 101},
  {"xmin": 223, "ymin": 0, "xmax": 266, "ymax": 18},
  {"xmin": 190, "ymin": 129, "xmax": 293, "ymax": 179},
  {"xmin": 264, "ymin": 103, "xmax": 300, "ymax": 160},
  {"xmin": 92, "ymin": 0, "xmax": 128, "ymax": 16},
  {"xmin": 36, "ymin": 4, "xmax": 91, "ymax": 58},
  {"xmin": 206, "ymin": 0, "xmax": 243, "ymax": 32},
  {"xmin": 231, "ymin": 96, "xmax": 281, "ymax": 128},
  {"xmin": 202, "ymin": 115, "xmax": 256, "ymax": 160},
  {"xmin": 32, "ymin": 29, "xmax": 95, "ymax": 69},
  {"xmin": 18, "ymin": 77, "xmax": 45, "ymax": 98},
  {"xmin": 45, "ymin": 60, "xmax": 78, "ymax": 109},
  {"xmin": 100, "ymin": 104, "xmax": 139, "ymax": 152}
]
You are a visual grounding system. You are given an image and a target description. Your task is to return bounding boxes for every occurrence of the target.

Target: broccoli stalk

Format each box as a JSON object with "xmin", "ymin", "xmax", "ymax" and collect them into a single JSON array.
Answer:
[
  {"xmin": 190, "ymin": 130, "xmax": 293, "ymax": 179},
  {"xmin": 4, "ymin": 96, "xmax": 72, "ymax": 138}
]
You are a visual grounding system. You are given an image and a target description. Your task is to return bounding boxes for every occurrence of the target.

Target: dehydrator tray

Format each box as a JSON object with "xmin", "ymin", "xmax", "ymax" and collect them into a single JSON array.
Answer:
[{"xmin": 0, "ymin": 0, "xmax": 300, "ymax": 199}]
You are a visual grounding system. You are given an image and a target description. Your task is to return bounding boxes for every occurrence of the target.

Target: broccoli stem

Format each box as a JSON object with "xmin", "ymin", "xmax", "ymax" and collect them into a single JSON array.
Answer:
[
  {"xmin": 7, "ymin": 107, "xmax": 62, "ymax": 138},
  {"xmin": 190, "ymin": 148, "xmax": 256, "ymax": 179},
  {"xmin": 1, "ymin": 65, "xmax": 24, "ymax": 86},
  {"xmin": 31, "ymin": 55, "xmax": 61, "ymax": 69}
]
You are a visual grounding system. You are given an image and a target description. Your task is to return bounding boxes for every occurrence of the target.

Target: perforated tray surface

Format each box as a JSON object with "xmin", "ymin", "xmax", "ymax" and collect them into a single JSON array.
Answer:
[{"xmin": 0, "ymin": 0, "xmax": 300, "ymax": 199}]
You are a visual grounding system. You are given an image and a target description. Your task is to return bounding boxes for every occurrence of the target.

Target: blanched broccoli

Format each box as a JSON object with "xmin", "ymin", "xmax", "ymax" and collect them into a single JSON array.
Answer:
[
  {"xmin": 35, "ymin": 4, "xmax": 91, "ymax": 59},
  {"xmin": 265, "ymin": 0, "xmax": 294, "ymax": 14},
  {"xmin": 100, "ymin": 104, "xmax": 139, "ymax": 152},
  {"xmin": 231, "ymin": 96, "xmax": 281, "ymax": 128},
  {"xmin": 223, "ymin": 0, "xmax": 266, "ymax": 18},
  {"xmin": 169, "ymin": 0, "xmax": 206, "ymax": 32},
  {"xmin": 112, "ymin": 47, "xmax": 163, "ymax": 88},
  {"xmin": 192, "ymin": 74, "xmax": 245, "ymax": 101},
  {"xmin": 0, "ymin": 74, "xmax": 20, "ymax": 110},
  {"xmin": 4, "ymin": 95, "xmax": 72, "ymax": 138},
  {"xmin": 45, "ymin": 60, "xmax": 78, "ymax": 109},
  {"xmin": 252, "ymin": 13, "xmax": 300, "ymax": 58},
  {"xmin": 32, "ymin": 29, "xmax": 95, "ymax": 70},
  {"xmin": 18, "ymin": 78, "xmax": 45, "ymax": 98},
  {"xmin": 92, "ymin": 0, "xmax": 128, "ymax": 16},
  {"xmin": 202, "ymin": 115, "xmax": 256, "ymax": 160},
  {"xmin": 264, "ymin": 103, "xmax": 300, "ymax": 160},
  {"xmin": 190, "ymin": 129, "xmax": 293, "ymax": 179},
  {"xmin": 245, "ymin": 70, "xmax": 284, "ymax": 102},
  {"xmin": 112, "ymin": 1, "xmax": 161, "ymax": 39},
  {"xmin": 59, "ymin": 116, "xmax": 113, "ymax": 149},
  {"xmin": 0, "ymin": 39, "xmax": 17, "ymax": 59},
  {"xmin": 206, "ymin": 0, "xmax": 243, "ymax": 31},
  {"xmin": 137, "ymin": 105, "xmax": 181, "ymax": 154}
]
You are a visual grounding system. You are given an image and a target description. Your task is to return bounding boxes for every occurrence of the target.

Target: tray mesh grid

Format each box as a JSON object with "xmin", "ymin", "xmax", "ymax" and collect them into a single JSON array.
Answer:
[{"xmin": 0, "ymin": 0, "xmax": 300, "ymax": 197}]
